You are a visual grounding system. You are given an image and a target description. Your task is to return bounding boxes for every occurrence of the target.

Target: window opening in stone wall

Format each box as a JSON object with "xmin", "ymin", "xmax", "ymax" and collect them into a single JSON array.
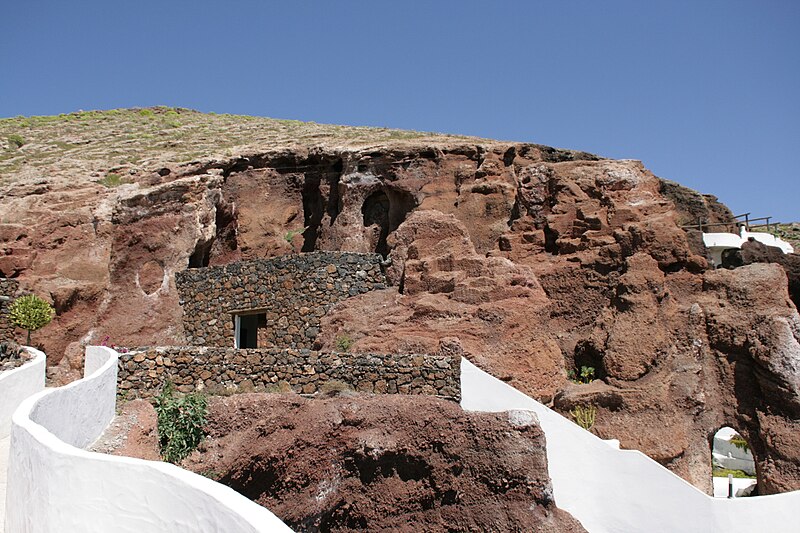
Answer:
[
  {"xmin": 711, "ymin": 426, "xmax": 757, "ymax": 498},
  {"xmin": 233, "ymin": 311, "xmax": 267, "ymax": 349}
]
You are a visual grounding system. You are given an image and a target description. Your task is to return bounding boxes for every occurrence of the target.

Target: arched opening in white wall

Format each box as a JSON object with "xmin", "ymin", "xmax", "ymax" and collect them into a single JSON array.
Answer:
[{"xmin": 711, "ymin": 426, "xmax": 757, "ymax": 498}]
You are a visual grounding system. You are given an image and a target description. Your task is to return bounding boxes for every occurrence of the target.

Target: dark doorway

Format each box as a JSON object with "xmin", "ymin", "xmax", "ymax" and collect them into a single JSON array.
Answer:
[{"xmin": 235, "ymin": 312, "xmax": 266, "ymax": 348}]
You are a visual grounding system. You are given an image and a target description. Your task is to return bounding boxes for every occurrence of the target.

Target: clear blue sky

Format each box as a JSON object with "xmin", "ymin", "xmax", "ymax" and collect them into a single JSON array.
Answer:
[{"xmin": 2, "ymin": 1, "xmax": 798, "ymax": 220}]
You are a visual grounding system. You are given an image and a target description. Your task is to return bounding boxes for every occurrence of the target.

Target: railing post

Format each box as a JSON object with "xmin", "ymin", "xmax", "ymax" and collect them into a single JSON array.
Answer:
[{"xmin": 728, "ymin": 474, "xmax": 734, "ymax": 499}]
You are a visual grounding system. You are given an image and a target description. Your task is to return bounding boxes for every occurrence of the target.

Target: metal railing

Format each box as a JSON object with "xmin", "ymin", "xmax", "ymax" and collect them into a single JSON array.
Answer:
[{"xmin": 680, "ymin": 213, "xmax": 782, "ymax": 234}]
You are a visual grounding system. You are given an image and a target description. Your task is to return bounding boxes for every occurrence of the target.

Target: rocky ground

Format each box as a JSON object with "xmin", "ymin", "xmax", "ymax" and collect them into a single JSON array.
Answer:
[
  {"xmin": 0, "ymin": 342, "xmax": 30, "ymax": 372},
  {"xmin": 100, "ymin": 394, "xmax": 585, "ymax": 532},
  {"xmin": 2, "ymin": 108, "xmax": 799, "ymax": 495}
]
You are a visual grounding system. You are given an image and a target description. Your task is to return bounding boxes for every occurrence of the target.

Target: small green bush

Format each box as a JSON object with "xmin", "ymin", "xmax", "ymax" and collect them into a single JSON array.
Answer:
[
  {"xmin": 7, "ymin": 134, "xmax": 25, "ymax": 149},
  {"xmin": 98, "ymin": 173, "xmax": 128, "ymax": 188},
  {"xmin": 153, "ymin": 381, "xmax": 208, "ymax": 464},
  {"xmin": 9, "ymin": 294, "xmax": 54, "ymax": 345},
  {"xmin": 570, "ymin": 404, "xmax": 596, "ymax": 430},
  {"xmin": 138, "ymin": 108, "xmax": 155, "ymax": 117},
  {"xmin": 335, "ymin": 333, "xmax": 354, "ymax": 352},
  {"xmin": 730, "ymin": 434, "xmax": 750, "ymax": 453},
  {"xmin": 568, "ymin": 366, "xmax": 596, "ymax": 384},
  {"xmin": 283, "ymin": 227, "xmax": 307, "ymax": 243}
]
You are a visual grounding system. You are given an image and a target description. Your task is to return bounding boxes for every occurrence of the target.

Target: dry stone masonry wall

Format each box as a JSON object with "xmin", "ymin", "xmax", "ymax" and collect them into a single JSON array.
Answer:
[
  {"xmin": 118, "ymin": 347, "xmax": 460, "ymax": 400},
  {"xmin": 176, "ymin": 252, "xmax": 386, "ymax": 348},
  {"xmin": 0, "ymin": 278, "xmax": 20, "ymax": 341}
]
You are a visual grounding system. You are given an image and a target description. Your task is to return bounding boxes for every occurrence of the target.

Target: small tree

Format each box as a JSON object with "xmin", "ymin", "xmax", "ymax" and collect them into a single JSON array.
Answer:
[{"xmin": 9, "ymin": 294, "xmax": 55, "ymax": 345}]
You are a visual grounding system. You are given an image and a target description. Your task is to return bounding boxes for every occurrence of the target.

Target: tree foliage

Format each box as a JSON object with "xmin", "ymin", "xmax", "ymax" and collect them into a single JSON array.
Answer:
[
  {"xmin": 153, "ymin": 381, "xmax": 208, "ymax": 464},
  {"xmin": 9, "ymin": 294, "xmax": 54, "ymax": 344}
]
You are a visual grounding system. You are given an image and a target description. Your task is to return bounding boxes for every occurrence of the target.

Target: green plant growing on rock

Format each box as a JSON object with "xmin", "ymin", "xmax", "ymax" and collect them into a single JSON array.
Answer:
[
  {"xmin": 730, "ymin": 433, "xmax": 750, "ymax": 453},
  {"xmin": 97, "ymin": 172, "xmax": 127, "ymax": 188},
  {"xmin": 568, "ymin": 366, "xmax": 596, "ymax": 384},
  {"xmin": 153, "ymin": 381, "xmax": 208, "ymax": 464},
  {"xmin": 9, "ymin": 294, "xmax": 55, "ymax": 345},
  {"xmin": 570, "ymin": 404, "xmax": 597, "ymax": 431},
  {"xmin": 283, "ymin": 227, "xmax": 307, "ymax": 243},
  {"xmin": 335, "ymin": 333, "xmax": 354, "ymax": 352}
]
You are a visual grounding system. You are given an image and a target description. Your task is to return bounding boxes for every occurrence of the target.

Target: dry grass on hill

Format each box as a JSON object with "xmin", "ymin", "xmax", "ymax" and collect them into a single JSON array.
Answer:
[{"xmin": 0, "ymin": 107, "xmax": 481, "ymax": 185}]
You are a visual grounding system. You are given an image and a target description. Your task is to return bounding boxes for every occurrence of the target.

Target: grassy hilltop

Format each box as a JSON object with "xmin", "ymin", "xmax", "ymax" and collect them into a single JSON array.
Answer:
[{"xmin": 0, "ymin": 107, "xmax": 480, "ymax": 184}]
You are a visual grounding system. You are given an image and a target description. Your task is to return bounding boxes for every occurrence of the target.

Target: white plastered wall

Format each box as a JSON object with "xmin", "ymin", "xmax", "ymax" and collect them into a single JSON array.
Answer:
[
  {"xmin": 5, "ymin": 346, "xmax": 292, "ymax": 533},
  {"xmin": 0, "ymin": 348, "xmax": 45, "ymax": 439},
  {"xmin": 460, "ymin": 358, "xmax": 800, "ymax": 533}
]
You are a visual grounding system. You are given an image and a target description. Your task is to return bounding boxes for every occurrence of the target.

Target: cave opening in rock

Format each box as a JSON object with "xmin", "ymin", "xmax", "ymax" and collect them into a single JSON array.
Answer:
[
  {"xmin": 188, "ymin": 238, "xmax": 213, "ymax": 268},
  {"xmin": 210, "ymin": 200, "xmax": 238, "ymax": 262},
  {"xmin": 710, "ymin": 426, "xmax": 757, "ymax": 497},
  {"xmin": 362, "ymin": 191, "xmax": 391, "ymax": 256},
  {"xmin": 362, "ymin": 188, "xmax": 417, "ymax": 256},
  {"xmin": 301, "ymin": 179, "xmax": 324, "ymax": 252},
  {"xmin": 543, "ymin": 224, "xmax": 559, "ymax": 254},
  {"xmin": 571, "ymin": 340, "xmax": 606, "ymax": 382}
]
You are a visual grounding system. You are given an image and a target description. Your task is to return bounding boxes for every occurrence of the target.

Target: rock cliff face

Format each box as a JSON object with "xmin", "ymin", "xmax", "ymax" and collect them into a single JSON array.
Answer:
[
  {"xmin": 181, "ymin": 394, "xmax": 586, "ymax": 532},
  {"xmin": 1, "ymin": 110, "xmax": 798, "ymax": 495}
]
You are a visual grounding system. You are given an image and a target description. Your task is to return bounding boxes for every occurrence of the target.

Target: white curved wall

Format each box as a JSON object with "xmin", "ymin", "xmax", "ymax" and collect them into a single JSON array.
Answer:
[
  {"xmin": 5, "ymin": 346, "xmax": 292, "ymax": 533},
  {"xmin": 702, "ymin": 231, "xmax": 795, "ymax": 268},
  {"xmin": 0, "ymin": 348, "xmax": 45, "ymax": 439},
  {"xmin": 460, "ymin": 358, "xmax": 800, "ymax": 533},
  {"xmin": 741, "ymin": 230, "xmax": 794, "ymax": 254}
]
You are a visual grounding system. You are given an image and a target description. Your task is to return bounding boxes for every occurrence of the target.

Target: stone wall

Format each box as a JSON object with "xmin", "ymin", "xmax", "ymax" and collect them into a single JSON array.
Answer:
[
  {"xmin": 175, "ymin": 252, "xmax": 386, "ymax": 348},
  {"xmin": 118, "ymin": 347, "xmax": 460, "ymax": 401},
  {"xmin": 0, "ymin": 278, "xmax": 20, "ymax": 341}
]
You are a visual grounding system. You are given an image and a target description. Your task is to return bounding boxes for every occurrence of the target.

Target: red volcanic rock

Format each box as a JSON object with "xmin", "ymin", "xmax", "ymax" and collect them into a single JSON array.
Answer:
[
  {"xmin": 179, "ymin": 393, "xmax": 585, "ymax": 533},
  {"xmin": 3, "ymin": 133, "xmax": 799, "ymax": 497}
]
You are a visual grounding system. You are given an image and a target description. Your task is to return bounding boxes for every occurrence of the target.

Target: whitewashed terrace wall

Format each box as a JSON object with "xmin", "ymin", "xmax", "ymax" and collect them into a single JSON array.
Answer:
[
  {"xmin": 5, "ymin": 346, "xmax": 292, "ymax": 533},
  {"xmin": 0, "ymin": 348, "xmax": 45, "ymax": 439},
  {"xmin": 460, "ymin": 358, "xmax": 800, "ymax": 533}
]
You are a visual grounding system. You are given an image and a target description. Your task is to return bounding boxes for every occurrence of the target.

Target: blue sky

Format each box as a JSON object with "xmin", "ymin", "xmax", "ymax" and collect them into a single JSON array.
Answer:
[{"xmin": 2, "ymin": 1, "xmax": 798, "ymax": 220}]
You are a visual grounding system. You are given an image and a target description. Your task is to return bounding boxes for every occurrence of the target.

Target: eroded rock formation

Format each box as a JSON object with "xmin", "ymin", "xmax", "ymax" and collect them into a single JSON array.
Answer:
[
  {"xmin": 179, "ymin": 393, "xmax": 586, "ymax": 532},
  {"xmin": 2, "ymin": 121, "xmax": 799, "ymax": 496}
]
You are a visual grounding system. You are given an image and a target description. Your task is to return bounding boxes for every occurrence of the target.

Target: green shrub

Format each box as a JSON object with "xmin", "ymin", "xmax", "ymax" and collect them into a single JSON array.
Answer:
[
  {"xmin": 568, "ymin": 366, "xmax": 596, "ymax": 384},
  {"xmin": 9, "ymin": 294, "xmax": 54, "ymax": 345},
  {"xmin": 97, "ymin": 173, "xmax": 128, "ymax": 188},
  {"xmin": 7, "ymin": 134, "xmax": 25, "ymax": 149},
  {"xmin": 138, "ymin": 108, "xmax": 155, "ymax": 117},
  {"xmin": 570, "ymin": 404, "xmax": 596, "ymax": 431},
  {"xmin": 283, "ymin": 227, "xmax": 307, "ymax": 243},
  {"xmin": 730, "ymin": 434, "xmax": 750, "ymax": 453},
  {"xmin": 153, "ymin": 381, "xmax": 208, "ymax": 464},
  {"xmin": 335, "ymin": 333, "xmax": 354, "ymax": 352}
]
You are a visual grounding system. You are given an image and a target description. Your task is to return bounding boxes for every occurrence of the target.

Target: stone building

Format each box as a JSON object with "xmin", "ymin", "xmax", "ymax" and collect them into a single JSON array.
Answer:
[{"xmin": 175, "ymin": 252, "xmax": 387, "ymax": 349}]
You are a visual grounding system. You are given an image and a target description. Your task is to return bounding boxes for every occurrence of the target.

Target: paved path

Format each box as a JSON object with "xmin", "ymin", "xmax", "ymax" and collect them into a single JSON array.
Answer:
[{"xmin": 0, "ymin": 436, "xmax": 9, "ymax": 533}]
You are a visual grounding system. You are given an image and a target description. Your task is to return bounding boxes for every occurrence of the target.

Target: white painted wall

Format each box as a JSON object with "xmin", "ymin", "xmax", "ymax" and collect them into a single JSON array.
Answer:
[
  {"xmin": 5, "ymin": 346, "xmax": 292, "ymax": 533},
  {"xmin": 460, "ymin": 358, "xmax": 800, "ymax": 533},
  {"xmin": 741, "ymin": 229, "xmax": 794, "ymax": 254},
  {"xmin": 702, "ymin": 230, "xmax": 794, "ymax": 267},
  {"xmin": 0, "ymin": 348, "xmax": 45, "ymax": 439}
]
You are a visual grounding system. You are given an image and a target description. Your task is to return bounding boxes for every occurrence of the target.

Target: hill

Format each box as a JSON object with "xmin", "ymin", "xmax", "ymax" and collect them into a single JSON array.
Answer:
[{"xmin": 1, "ymin": 108, "xmax": 799, "ymax": 501}]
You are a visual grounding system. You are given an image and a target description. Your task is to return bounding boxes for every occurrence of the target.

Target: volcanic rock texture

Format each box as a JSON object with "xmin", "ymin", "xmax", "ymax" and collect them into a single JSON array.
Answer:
[
  {"xmin": 181, "ymin": 394, "xmax": 585, "ymax": 532},
  {"xmin": 2, "ymin": 111, "xmax": 799, "ymax": 495}
]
